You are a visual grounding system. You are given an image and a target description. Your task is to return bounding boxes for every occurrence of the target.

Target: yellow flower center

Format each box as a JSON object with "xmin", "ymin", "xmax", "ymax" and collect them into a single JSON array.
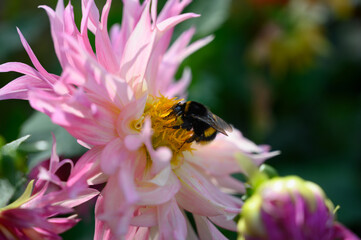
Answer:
[{"xmin": 132, "ymin": 96, "xmax": 194, "ymax": 169}]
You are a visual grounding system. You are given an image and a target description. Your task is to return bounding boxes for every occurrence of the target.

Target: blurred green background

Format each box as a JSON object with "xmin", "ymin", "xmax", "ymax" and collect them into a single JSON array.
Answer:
[{"xmin": 0, "ymin": 0, "xmax": 360, "ymax": 238}]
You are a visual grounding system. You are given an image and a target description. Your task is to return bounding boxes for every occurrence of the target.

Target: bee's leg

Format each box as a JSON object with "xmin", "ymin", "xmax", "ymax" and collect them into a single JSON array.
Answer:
[
  {"xmin": 179, "ymin": 134, "xmax": 196, "ymax": 150},
  {"xmin": 186, "ymin": 134, "xmax": 196, "ymax": 143},
  {"xmin": 164, "ymin": 124, "xmax": 184, "ymax": 130},
  {"xmin": 164, "ymin": 124, "xmax": 182, "ymax": 129},
  {"xmin": 163, "ymin": 113, "xmax": 174, "ymax": 120},
  {"xmin": 164, "ymin": 110, "xmax": 178, "ymax": 120},
  {"xmin": 171, "ymin": 121, "xmax": 192, "ymax": 131},
  {"xmin": 178, "ymin": 141, "xmax": 186, "ymax": 150},
  {"xmin": 181, "ymin": 121, "xmax": 193, "ymax": 131}
]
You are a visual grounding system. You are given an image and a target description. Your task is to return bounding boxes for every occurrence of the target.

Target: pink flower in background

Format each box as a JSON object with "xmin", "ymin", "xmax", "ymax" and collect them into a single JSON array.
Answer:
[
  {"xmin": 0, "ymin": 0, "xmax": 278, "ymax": 238},
  {"xmin": 0, "ymin": 138, "xmax": 98, "ymax": 240},
  {"xmin": 0, "ymin": 183, "xmax": 76, "ymax": 240}
]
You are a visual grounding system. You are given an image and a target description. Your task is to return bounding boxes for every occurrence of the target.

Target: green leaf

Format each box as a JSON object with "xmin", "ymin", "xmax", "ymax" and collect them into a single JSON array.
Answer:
[
  {"xmin": 0, "ymin": 179, "xmax": 15, "ymax": 208},
  {"xmin": 1, "ymin": 135, "xmax": 30, "ymax": 157},
  {"xmin": 175, "ymin": 0, "xmax": 232, "ymax": 38},
  {"xmin": 20, "ymin": 112, "xmax": 86, "ymax": 170},
  {"xmin": 0, "ymin": 136, "xmax": 5, "ymax": 148},
  {"xmin": 0, "ymin": 135, "xmax": 29, "ymax": 184},
  {"xmin": 0, "ymin": 180, "xmax": 34, "ymax": 211}
]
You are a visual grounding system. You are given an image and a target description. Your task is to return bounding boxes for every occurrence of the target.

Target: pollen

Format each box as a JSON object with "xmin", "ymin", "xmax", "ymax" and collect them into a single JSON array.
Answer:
[{"xmin": 136, "ymin": 95, "xmax": 194, "ymax": 169}]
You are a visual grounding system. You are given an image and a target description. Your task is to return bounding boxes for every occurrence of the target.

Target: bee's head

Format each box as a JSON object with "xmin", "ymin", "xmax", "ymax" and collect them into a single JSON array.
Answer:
[{"xmin": 172, "ymin": 102, "xmax": 184, "ymax": 116}]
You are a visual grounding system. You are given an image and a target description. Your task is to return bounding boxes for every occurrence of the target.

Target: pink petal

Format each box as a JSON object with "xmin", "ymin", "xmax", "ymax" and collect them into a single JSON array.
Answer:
[
  {"xmin": 47, "ymin": 217, "xmax": 79, "ymax": 234},
  {"xmin": 80, "ymin": 1, "xmax": 98, "ymax": 57},
  {"xmin": 28, "ymin": 89, "xmax": 59, "ymax": 116},
  {"xmin": 124, "ymin": 134, "xmax": 143, "ymax": 151},
  {"xmin": 185, "ymin": 128, "xmax": 279, "ymax": 176},
  {"xmin": 130, "ymin": 207, "xmax": 157, "ymax": 227},
  {"xmin": 151, "ymin": 0, "xmax": 158, "ymax": 27},
  {"xmin": 155, "ymin": 27, "xmax": 195, "ymax": 91},
  {"xmin": 110, "ymin": 0, "xmax": 144, "ymax": 59},
  {"xmin": 117, "ymin": 159, "xmax": 139, "ymax": 204},
  {"xmin": 50, "ymin": 106, "xmax": 117, "ymax": 146},
  {"xmin": 39, "ymin": 5, "xmax": 66, "ymax": 68},
  {"xmin": 157, "ymin": 0, "xmax": 192, "ymax": 22},
  {"xmin": 165, "ymin": 27, "xmax": 195, "ymax": 58},
  {"xmin": 37, "ymin": 166, "xmax": 62, "ymax": 186},
  {"xmin": 96, "ymin": 174, "xmax": 136, "ymax": 237},
  {"xmin": 157, "ymin": 199, "xmax": 187, "ymax": 240},
  {"xmin": 175, "ymin": 162, "xmax": 242, "ymax": 218},
  {"xmin": 0, "ymin": 75, "xmax": 50, "ymax": 100},
  {"xmin": 209, "ymin": 215, "xmax": 237, "ymax": 231},
  {"xmin": 109, "ymin": 23, "xmax": 122, "ymax": 54},
  {"xmin": 1, "ymin": 208, "xmax": 55, "ymax": 230},
  {"xmin": 28, "ymin": 86, "xmax": 118, "ymax": 146},
  {"xmin": 103, "ymin": 73, "xmax": 135, "ymax": 108},
  {"xmin": 94, "ymin": 206, "xmax": 113, "ymax": 240},
  {"xmin": 55, "ymin": 0, "xmax": 65, "ymax": 16},
  {"xmin": 100, "ymin": 0, "xmax": 111, "ymax": 30},
  {"xmin": 57, "ymin": 188, "xmax": 99, "ymax": 208},
  {"xmin": 156, "ymin": 13, "xmax": 199, "ymax": 32},
  {"xmin": 125, "ymin": 226, "xmax": 150, "ymax": 240},
  {"xmin": 116, "ymin": 96, "xmax": 147, "ymax": 136},
  {"xmin": 185, "ymin": 216, "xmax": 199, "ymax": 240},
  {"xmin": 225, "ymin": 129, "xmax": 280, "ymax": 162},
  {"xmin": 95, "ymin": 0, "xmax": 119, "ymax": 73},
  {"xmin": 194, "ymin": 215, "xmax": 228, "ymax": 240},
  {"xmin": 0, "ymin": 62, "xmax": 43, "ymax": 80},
  {"xmin": 164, "ymin": 67, "xmax": 191, "ymax": 98},
  {"xmin": 28, "ymin": 174, "xmax": 98, "ymax": 209},
  {"xmin": 147, "ymin": 165, "xmax": 172, "ymax": 187},
  {"xmin": 213, "ymin": 175, "xmax": 246, "ymax": 194},
  {"xmin": 153, "ymin": 28, "xmax": 213, "ymax": 97},
  {"xmin": 145, "ymin": 11, "xmax": 203, "ymax": 96},
  {"xmin": 95, "ymin": 27, "xmax": 119, "ymax": 73},
  {"xmin": 63, "ymin": 3, "xmax": 78, "ymax": 36},
  {"xmin": 178, "ymin": 35, "xmax": 214, "ymax": 62},
  {"xmin": 137, "ymin": 170, "xmax": 180, "ymax": 206},
  {"xmin": 48, "ymin": 134, "xmax": 68, "ymax": 173},
  {"xmin": 81, "ymin": 0, "xmax": 100, "ymax": 34},
  {"xmin": 68, "ymin": 146, "xmax": 104, "ymax": 186},
  {"xmin": 148, "ymin": 145, "xmax": 172, "ymax": 174},
  {"xmin": 100, "ymin": 138, "xmax": 127, "ymax": 175},
  {"xmin": 119, "ymin": 1, "xmax": 154, "ymax": 90}
]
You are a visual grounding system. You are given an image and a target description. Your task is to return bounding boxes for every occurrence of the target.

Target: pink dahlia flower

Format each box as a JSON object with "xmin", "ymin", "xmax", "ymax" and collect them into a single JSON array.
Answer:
[
  {"xmin": 238, "ymin": 176, "xmax": 360, "ymax": 240},
  {"xmin": 0, "ymin": 137, "xmax": 98, "ymax": 240},
  {"xmin": 0, "ymin": 0, "xmax": 278, "ymax": 238}
]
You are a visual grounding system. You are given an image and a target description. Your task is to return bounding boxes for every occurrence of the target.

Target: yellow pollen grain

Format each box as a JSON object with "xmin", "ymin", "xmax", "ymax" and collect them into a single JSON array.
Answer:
[{"xmin": 132, "ymin": 95, "xmax": 194, "ymax": 169}]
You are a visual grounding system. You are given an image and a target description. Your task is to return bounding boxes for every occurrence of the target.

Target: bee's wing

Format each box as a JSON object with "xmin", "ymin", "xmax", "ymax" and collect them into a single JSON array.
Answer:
[{"xmin": 192, "ymin": 112, "xmax": 233, "ymax": 136}]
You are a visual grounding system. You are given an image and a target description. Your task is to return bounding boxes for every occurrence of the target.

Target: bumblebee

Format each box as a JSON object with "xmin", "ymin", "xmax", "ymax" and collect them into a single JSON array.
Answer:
[{"xmin": 168, "ymin": 101, "xmax": 232, "ymax": 144}]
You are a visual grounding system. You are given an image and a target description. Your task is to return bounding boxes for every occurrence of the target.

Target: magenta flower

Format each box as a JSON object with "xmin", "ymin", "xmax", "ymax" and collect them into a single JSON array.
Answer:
[
  {"xmin": 0, "ymin": 0, "xmax": 278, "ymax": 238},
  {"xmin": 238, "ymin": 176, "xmax": 360, "ymax": 240},
  {"xmin": 0, "ymin": 137, "xmax": 98, "ymax": 240}
]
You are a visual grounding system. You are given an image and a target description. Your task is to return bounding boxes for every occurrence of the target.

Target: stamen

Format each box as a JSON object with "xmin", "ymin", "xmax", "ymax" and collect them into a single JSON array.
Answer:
[{"xmin": 133, "ymin": 95, "xmax": 194, "ymax": 169}]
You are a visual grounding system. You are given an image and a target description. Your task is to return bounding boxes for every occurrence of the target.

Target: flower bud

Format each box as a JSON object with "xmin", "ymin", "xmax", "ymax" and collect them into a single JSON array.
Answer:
[{"xmin": 238, "ymin": 176, "xmax": 359, "ymax": 240}]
